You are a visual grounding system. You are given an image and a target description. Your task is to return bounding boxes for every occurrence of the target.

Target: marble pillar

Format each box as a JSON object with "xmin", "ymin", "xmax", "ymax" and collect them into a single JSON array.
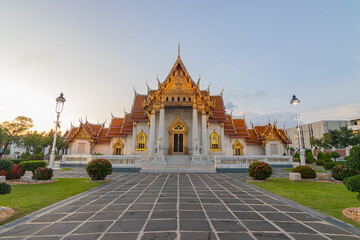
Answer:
[
  {"xmin": 192, "ymin": 107, "xmax": 199, "ymax": 154},
  {"xmin": 201, "ymin": 111, "xmax": 208, "ymax": 156},
  {"xmin": 158, "ymin": 108, "xmax": 165, "ymax": 154},
  {"xmin": 149, "ymin": 110, "xmax": 156, "ymax": 156}
]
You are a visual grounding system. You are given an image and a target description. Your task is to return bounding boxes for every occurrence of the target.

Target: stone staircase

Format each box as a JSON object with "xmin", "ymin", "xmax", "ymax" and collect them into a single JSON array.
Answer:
[{"xmin": 140, "ymin": 154, "xmax": 216, "ymax": 173}]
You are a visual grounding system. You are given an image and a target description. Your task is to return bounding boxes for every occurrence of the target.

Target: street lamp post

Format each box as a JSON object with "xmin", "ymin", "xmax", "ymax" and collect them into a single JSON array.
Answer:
[
  {"xmin": 290, "ymin": 95, "xmax": 305, "ymax": 165},
  {"xmin": 49, "ymin": 92, "xmax": 66, "ymax": 169}
]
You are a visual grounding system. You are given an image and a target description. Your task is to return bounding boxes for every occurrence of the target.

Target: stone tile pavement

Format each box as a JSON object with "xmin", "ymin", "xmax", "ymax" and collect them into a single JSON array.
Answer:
[{"xmin": 1, "ymin": 172, "xmax": 359, "ymax": 240}]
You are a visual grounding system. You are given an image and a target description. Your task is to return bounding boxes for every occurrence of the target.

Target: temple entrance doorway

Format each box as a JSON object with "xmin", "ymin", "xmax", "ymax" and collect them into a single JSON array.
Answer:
[
  {"xmin": 168, "ymin": 115, "xmax": 188, "ymax": 155},
  {"xmin": 173, "ymin": 133, "xmax": 184, "ymax": 153}
]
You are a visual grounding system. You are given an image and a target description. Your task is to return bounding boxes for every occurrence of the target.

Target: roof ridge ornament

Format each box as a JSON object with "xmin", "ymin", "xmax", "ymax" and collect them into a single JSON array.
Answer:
[{"xmin": 178, "ymin": 43, "xmax": 180, "ymax": 59}]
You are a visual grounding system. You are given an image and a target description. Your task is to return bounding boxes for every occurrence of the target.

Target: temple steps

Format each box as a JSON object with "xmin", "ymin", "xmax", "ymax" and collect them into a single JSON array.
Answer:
[{"xmin": 140, "ymin": 154, "xmax": 216, "ymax": 173}]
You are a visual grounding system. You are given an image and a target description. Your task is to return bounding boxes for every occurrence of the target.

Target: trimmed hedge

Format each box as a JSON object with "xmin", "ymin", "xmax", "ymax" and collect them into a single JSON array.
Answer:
[
  {"xmin": 28, "ymin": 154, "xmax": 43, "ymax": 161},
  {"xmin": 293, "ymin": 152, "xmax": 300, "ymax": 162},
  {"xmin": 292, "ymin": 165, "xmax": 316, "ymax": 179},
  {"xmin": 0, "ymin": 182, "xmax": 11, "ymax": 194},
  {"xmin": 248, "ymin": 161, "xmax": 273, "ymax": 180},
  {"xmin": 317, "ymin": 151, "xmax": 324, "ymax": 160},
  {"xmin": 323, "ymin": 161, "xmax": 342, "ymax": 170},
  {"xmin": 331, "ymin": 164, "xmax": 359, "ymax": 181},
  {"xmin": 306, "ymin": 152, "xmax": 315, "ymax": 164},
  {"xmin": 324, "ymin": 152, "xmax": 332, "ymax": 162},
  {"xmin": 19, "ymin": 160, "xmax": 47, "ymax": 173},
  {"xmin": 0, "ymin": 159, "xmax": 14, "ymax": 171},
  {"xmin": 330, "ymin": 151, "xmax": 340, "ymax": 161},
  {"xmin": 33, "ymin": 167, "xmax": 53, "ymax": 180},
  {"xmin": 10, "ymin": 159, "xmax": 25, "ymax": 164},
  {"xmin": 316, "ymin": 159, "xmax": 325, "ymax": 166}
]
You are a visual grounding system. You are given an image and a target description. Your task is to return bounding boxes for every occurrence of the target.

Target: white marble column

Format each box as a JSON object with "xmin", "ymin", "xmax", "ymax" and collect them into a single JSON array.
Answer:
[
  {"xmin": 158, "ymin": 107, "xmax": 165, "ymax": 154},
  {"xmin": 192, "ymin": 107, "xmax": 199, "ymax": 154},
  {"xmin": 220, "ymin": 123, "xmax": 224, "ymax": 152},
  {"xmin": 132, "ymin": 123, "xmax": 137, "ymax": 153},
  {"xmin": 149, "ymin": 110, "xmax": 156, "ymax": 156},
  {"xmin": 201, "ymin": 111, "xmax": 208, "ymax": 156}
]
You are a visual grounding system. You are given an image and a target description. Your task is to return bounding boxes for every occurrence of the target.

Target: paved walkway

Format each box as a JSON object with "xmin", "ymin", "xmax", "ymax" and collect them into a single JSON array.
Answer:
[{"xmin": 1, "ymin": 172, "xmax": 359, "ymax": 240}]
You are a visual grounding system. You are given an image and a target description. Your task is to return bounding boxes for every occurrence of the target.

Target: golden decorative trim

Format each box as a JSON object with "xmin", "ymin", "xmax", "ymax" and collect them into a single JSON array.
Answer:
[{"xmin": 210, "ymin": 130, "xmax": 221, "ymax": 152}]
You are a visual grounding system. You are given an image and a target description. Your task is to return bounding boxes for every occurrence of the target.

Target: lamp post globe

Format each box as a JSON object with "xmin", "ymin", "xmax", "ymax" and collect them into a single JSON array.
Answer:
[
  {"xmin": 49, "ymin": 92, "xmax": 66, "ymax": 169},
  {"xmin": 290, "ymin": 94, "xmax": 305, "ymax": 165}
]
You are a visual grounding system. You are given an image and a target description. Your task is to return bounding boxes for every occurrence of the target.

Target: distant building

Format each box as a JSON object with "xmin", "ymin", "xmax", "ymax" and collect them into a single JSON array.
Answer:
[
  {"xmin": 348, "ymin": 117, "xmax": 360, "ymax": 133},
  {"xmin": 286, "ymin": 120, "xmax": 348, "ymax": 149}
]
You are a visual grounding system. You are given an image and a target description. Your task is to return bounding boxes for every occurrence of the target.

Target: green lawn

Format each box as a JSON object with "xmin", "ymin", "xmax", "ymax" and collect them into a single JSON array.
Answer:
[
  {"xmin": 250, "ymin": 178, "xmax": 360, "ymax": 228},
  {"xmin": 0, "ymin": 178, "xmax": 106, "ymax": 225}
]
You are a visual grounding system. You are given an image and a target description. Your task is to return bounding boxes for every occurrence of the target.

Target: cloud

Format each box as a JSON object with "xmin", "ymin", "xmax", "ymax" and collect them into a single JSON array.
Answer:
[
  {"xmin": 238, "ymin": 91, "xmax": 269, "ymax": 99},
  {"xmin": 225, "ymin": 101, "xmax": 237, "ymax": 110},
  {"xmin": 236, "ymin": 111, "xmax": 297, "ymax": 128}
]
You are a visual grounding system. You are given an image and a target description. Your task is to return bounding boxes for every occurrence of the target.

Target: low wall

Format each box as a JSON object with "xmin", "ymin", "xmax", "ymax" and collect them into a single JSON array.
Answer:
[{"xmin": 215, "ymin": 155, "xmax": 293, "ymax": 173}]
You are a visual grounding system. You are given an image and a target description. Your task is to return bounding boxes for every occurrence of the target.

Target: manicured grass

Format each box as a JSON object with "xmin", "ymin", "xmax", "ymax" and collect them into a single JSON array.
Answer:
[
  {"xmin": 0, "ymin": 178, "xmax": 105, "ymax": 225},
  {"xmin": 282, "ymin": 168, "xmax": 327, "ymax": 173},
  {"xmin": 55, "ymin": 168, "xmax": 72, "ymax": 171},
  {"xmin": 250, "ymin": 178, "xmax": 360, "ymax": 228}
]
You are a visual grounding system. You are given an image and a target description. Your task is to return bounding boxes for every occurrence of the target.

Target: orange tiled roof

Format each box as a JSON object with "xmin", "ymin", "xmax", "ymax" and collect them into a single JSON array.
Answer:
[
  {"xmin": 107, "ymin": 117, "xmax": 124, "ymax": 137},
  {"xmin": 119, "ymin": 114, "xmax": 133, "ymax": 135},
  {"xmin": 96, "ymin": 127, "xmax": 110, "ymax": 143},
  {"xmin": 246, "ymin": 129, "xmax": 261, "ymax": 144},
  {"xmin": 208, "ymin": 95, "xmax": 227, "ymax": 122},
  {"xmin": 223, "ymin": 114, "xmax": 237, "ymax": 135},
  {"xmin": 129, "ymin": 94, "xmax": 149, "ymax": 122},
  {"xmin": 231, "ymin": 118, "xmax": 250, "ymax": 138}
]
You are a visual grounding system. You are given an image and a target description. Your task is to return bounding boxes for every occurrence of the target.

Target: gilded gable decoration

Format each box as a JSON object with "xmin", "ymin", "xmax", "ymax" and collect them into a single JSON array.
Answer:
[
  {"xmin": 233, "ymin": 139, "xmax": 243, "ymax": 156},
  {"xmin": 113, "ymin": 139, "xmax": 124, "ymax": 155},
  {"xmin": 136, "ymin": 130, "xmax": 147, "ymax": 151},
  {"xmin": 210, "ymin": 130, "xmax": 221, "ymax": 152}
]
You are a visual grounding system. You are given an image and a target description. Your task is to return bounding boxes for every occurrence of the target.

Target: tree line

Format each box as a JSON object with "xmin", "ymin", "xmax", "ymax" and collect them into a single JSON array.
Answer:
[
  {"xmin": 0, "ymin": 116, "xmax": 68, "ymax": 156},
  {"xmin": 310, "ymin": 127, "xmax": 360, "ymax": 149}
]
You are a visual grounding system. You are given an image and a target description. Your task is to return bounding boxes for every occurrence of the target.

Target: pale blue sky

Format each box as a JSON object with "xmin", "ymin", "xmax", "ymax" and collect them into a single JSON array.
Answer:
[{"xmin": 1, "ymin": 1, "xmax": 359, "ymax": 131}]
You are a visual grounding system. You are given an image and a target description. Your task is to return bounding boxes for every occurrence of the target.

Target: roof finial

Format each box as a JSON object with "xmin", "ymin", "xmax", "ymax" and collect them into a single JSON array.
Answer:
[{"xmin": 178, "ymin": 43, "xmax": 180, "ymax": 59}]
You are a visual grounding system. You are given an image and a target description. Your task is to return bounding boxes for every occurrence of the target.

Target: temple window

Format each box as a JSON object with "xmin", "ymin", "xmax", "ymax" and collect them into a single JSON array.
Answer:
[
  {"xmin": 172, "ymin": 97, "xmax": 174, "ymax": 101},
  {"xmin": 183, "ymin": 97, "xmax": 186, "ymax": 101},
  {"xmin": 189, "ymin": 97, "xmax": 191, "ymax": 102},
  {"xmin": 113, "ymin": 139, "xmax": 124, "ymax": 155},
  {"xmin": 166, "ymin": 97, "xmax": 169, "ymax": 101},
  {"xmin": 233, "ymin": 139, "xmax": 243, "ymax": 156},
  {"xmin": 136, "ymin": 130, "xmax": 147, "ymax": 151},
  {"xmin": 210, "ymin": 131, "xmax": 221, "ymax": 151},
  {"xmin": 178, "ymin": 96, "xmax": 180, "ymax": 101}
]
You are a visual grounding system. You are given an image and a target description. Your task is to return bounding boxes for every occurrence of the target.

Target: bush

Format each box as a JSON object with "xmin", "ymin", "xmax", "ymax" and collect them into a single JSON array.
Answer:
[
  {"xmin": 282, "ymin": 153, "xmax": 287, "ymax": 156},
  {"xmin": 330, "ymin": 151, "xmax": 340, "ymax": 161},
  {"xmin": 86, "ymin": 158, "xmax": 113, "ymax": 180},
  {"xmin": 346, "ymin": 145, "xmax": 360, "ymax": 171},
  {"xmin": 324, "ymin": 152, "xmax": 332, "ymax": 162},
  {"xmin": 316, "ymin": 159, "xmax": 325, "ymax": 166},
  {"xmin": 292, "ymin": 165, "xmax": 316, "ymax": 179},
  {"xmin": 306, "ymin": 152, "xmax": 315, "ymax": 164},
  {"xmin": 323, "ymin": 161, "xmax": 342, "ymax": 170},
  {"xmin": 9, "ymin": 159, "xmax": 24, "ymax": 164},
  {"xmin": 331, "ymin": 164, "xmax": 360, "ymax": 181},
  {"xmin": 248, "ymin": 161, "xmax": 273, "ymax": 180},
  {"xmin": 0, "ymin": 164, "xmax": 22, "ymax": 180},
  {"xmin": 20, "ymin": 151, "xmax": 30, "ymax": 160},
  {"xmin": 317, "ymin": 151, "xmax": 324, "ymax": 160},
  {"xmin": 33, "ymin": 167, "xmax": 53, "ymax": 180},
  {"xmin": 0, "ymin": 183, "xmax": 11, "ymax": 194},
  {"xmin": 293, "ymin": 152, "xmax": 300, "ymax": 162},
  {"xmin": 0, "ymin": 159, "xmax": 14, "ymax": 171},
  {"xmin": 19, "ymin": 160, "xmax": 47, "ymax": 173},
  {"xmin": 344, "ymin": 175, "xmax": 360, "ymax": 201},
  {"xmin": 39, "ymin": 151, "xmax": 45, "ymax": 160},
  {"xmin": 28, "ymin": 154, "xmax": 43, "ymax": 160}
]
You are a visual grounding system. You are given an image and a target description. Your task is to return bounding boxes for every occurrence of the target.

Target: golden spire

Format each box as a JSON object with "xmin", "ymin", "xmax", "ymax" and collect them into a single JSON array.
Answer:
[{"xmin": 178, "ymin": 43, "xmax": 180, "ymax": 59}]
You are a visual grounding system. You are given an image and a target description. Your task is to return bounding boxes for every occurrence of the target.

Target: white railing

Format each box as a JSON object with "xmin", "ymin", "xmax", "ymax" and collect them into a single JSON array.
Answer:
[
  {"xmin": 214, "ymin": 155, "xmax": 293, "ymax": 169},
  {"xmin": 62, "ymin": 155, "xmax": 142, "ymax": 168},
  {"xmin": 91, "ymin": 155, "xmax": 142, "ymax": 168}
]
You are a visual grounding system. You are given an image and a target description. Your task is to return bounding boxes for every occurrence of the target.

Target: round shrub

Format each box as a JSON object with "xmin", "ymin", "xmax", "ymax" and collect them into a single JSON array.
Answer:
[
  {"xmin": 306, "ymin": 152, "xmax": 315, "ymax": 164},
  {"xmin": 317, "ymin": 151, "xmax": 324, "ymax": 160},
  {"xmin": 33, "ymin": 167, "xmax": 53, "ymax": 180},
  {"xmin": 344, "ymin": 175, "xmax": 360, "ymax": 201},
  {"xmin": 0, "ymin": 182, "xmax": 11, "ymax": 194},
  {"xmin": 19, "ymin": 160, "xmax": 47, "ymax": 173},
  {"xmin": 0, "ymin": 159, "xmax": 14, "ymax": 171},
  {"xmin": 316, "ymin": 159, "xmax": 325, "ymax": 166},
  {"xmin": 0, "ymin": 164, "xmax": 22, "ymax": 180},
  {"xmin": 293, "ymin": 152, "xmax": 300, "ymax": 162},
  {"xmin": 10, "ymin": 159, "xmax": 24, "ymax": 165},
  {"xmin": 86, "ymin": 158, "xmax": 113, "ymax": 180},
  {"xmin": 324, "ymin": 152, "xmax": 332, "ymax": 162},
  {"xmin": 248, "ymin": 161, "xmax": 273, "ymax": 180},
  {"xmin": 331, "ymin": 164, "xmax": 360, "ymax": 181},
  {"xmin": 346, "ymin": 145, "xmax": 360, "ymax": 171},
  {"xmin": 292, "ymin": 165, "xmax": 316, "ymax": 179},
  {"xmin": 330, "ymin": 151, "xmax": 340, "ymax": 161}
]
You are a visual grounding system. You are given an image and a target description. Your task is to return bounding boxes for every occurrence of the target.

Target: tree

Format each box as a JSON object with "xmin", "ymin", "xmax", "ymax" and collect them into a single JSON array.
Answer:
[
  {"xmin": 306, "ymin": 151, "xmax": 315, "ymax": 164},
  {"xmin": 0, "ymin": 116, "xmax": 33, "ymax": 156},
  {"xmin": 21, "ymin": 131, "xmax": 46, "ymax": 153},
  {"xmin": 330, "ymin": 151, "xmax": 340, "ymax": 161}
]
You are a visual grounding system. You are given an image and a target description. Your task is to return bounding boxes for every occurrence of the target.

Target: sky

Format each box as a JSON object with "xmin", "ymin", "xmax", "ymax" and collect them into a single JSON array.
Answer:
[{"xmin": 1, "ymin": 0, "xmax": 360, "ymax": 132}]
